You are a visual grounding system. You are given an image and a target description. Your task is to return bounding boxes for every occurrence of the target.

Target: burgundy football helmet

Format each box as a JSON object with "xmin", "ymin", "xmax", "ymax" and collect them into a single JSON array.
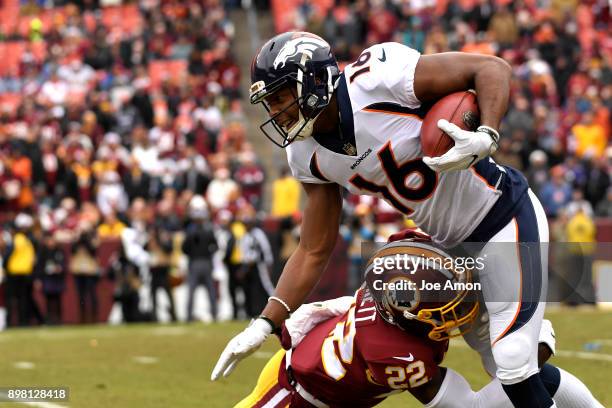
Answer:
[{"xmin": 364, "ymin": 238, "xmax": 479, "ymax": 341}]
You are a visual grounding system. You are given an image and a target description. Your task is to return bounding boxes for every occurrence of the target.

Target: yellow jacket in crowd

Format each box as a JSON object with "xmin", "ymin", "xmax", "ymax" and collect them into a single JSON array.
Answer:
[
  {"xmin": 6, "ymin": 232, "xmax": 36, "ymax": 275},
  {"xmin": 566, "ymin": 211, "xmax": 596, "ymax": 255},
  {"xmin": 271, "ymin": 176, "xmax": 301, "ymax": 218}
]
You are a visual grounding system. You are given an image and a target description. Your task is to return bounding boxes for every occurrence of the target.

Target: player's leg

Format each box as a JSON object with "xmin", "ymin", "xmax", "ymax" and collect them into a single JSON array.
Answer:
[
  {"xmin": 539, "ymin": 364, "xmax": 605, "ymax": 408},
  {"xmin": 434, "ymin": 317, "xmax": 601, "ymax": 407},
  {"xmin": 234, "ymin": 349, "xmax": 292, "ymax": 408},
  {"xmin": 426, "ymin": 365, "xmax": 604, "ymax": 408},
  {"xmin": 537, "ymin": 321, "xmax": 604, "ymax": 407},
  {"xmin": 478, "ymin": 189, "xmax": 554, "ymax": 407}
]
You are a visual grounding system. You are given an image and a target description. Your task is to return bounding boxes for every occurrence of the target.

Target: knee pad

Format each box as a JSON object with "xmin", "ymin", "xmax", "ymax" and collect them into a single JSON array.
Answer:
[{"xmin": 493, "ymin": 332, "xmax": 536, "ymax": 384}]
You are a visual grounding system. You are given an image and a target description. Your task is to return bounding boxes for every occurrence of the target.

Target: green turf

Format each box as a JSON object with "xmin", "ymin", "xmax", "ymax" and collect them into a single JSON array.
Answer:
[{"xmin": 0, "ymin": 309, "xmax": 610, "ymax": 407}]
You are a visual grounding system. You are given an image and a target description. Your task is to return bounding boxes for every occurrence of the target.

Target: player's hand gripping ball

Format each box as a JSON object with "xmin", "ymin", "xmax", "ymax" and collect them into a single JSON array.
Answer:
[{"xmin": 421, "ymin": 91, "xmax": 499, "ymax": 172}]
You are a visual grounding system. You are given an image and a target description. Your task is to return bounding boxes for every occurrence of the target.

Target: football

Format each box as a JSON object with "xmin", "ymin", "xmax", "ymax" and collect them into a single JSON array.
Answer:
[{"xmin": 420, "ymin": 90, "xmax": 481, "ymax": 157}]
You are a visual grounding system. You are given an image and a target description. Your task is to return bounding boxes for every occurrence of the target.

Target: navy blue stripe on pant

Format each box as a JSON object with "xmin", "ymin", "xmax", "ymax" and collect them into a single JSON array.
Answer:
[{"xmin": 500, "ymin": 194, "xmax": 543, "ymax": 341}]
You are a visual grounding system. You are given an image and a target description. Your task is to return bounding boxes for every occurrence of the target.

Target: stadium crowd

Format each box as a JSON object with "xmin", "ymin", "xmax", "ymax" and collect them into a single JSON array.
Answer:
[{"xmin": 0, "ymin": 0, "xmax": 610, "ymax": 327}]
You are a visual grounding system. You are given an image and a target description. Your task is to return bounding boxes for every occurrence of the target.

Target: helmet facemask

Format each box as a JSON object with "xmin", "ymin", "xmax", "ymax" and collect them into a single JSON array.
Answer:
[{"xmin": 365, "ymin": 241, "xmax": 480, "ymax": 342}]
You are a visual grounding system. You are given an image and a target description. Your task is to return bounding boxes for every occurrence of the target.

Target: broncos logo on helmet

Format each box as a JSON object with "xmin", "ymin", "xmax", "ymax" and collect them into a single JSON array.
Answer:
[
  {"xmin": 250, "ymin": 32, "xmax": 340, "ymax": 148},
  {"xmin": 272, "ymin": 37, "xmax": 330, "ymax": 69}
]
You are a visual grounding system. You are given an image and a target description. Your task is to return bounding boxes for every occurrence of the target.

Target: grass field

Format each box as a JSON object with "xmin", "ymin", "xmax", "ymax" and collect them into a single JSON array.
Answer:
[{"xmin": 0, "ymin": 308, "xmax": 610, "ymax": 408}]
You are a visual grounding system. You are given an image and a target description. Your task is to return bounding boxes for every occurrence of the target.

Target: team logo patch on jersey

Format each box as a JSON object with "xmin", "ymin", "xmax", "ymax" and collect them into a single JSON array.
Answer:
[{"xmin": 273, "ymin": 37, "xmax": 329, "ymax": 69}]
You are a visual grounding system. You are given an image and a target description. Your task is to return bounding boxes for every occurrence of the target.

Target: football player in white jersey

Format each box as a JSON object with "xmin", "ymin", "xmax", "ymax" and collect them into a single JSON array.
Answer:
[{"xmin": 213, "ymin": 32, "xmax": 554, "ymax": 408}]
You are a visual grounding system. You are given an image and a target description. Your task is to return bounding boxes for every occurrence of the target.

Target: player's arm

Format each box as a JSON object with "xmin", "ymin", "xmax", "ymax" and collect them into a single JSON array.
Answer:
[
  {"xmin": 414, "ymin": 52, "xmax": 511, "ymax": 130},
  {"xmin": 262, "ymin": 182, "xmax": 343, "ymax": 326},
  {"xmin": 413, "ymin": 53, "xmax": 512, "ymax": 172},
  {"xmin": 211, "ymin": 182, "xmax": 342, "ymax": 380}
]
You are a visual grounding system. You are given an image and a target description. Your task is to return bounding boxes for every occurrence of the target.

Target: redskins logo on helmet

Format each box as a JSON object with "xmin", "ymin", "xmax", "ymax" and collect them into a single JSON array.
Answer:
[
  {"xmin": 250, "ymin": 31, "xmax": 339, "ymax": 148},
  {"xmin": 364, "ymin": 239, "xmax": 479, "ymax": 341}
]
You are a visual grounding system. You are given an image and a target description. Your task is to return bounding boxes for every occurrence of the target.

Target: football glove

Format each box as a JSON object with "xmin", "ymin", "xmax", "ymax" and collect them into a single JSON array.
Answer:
[
  {"xmin": 423, "ymin": 119, "xmax": 499, "ymax": 172},
  {"xmin": 283, "ymin": 296, "xmax": 354, "ymax": 349},
  {"xmin": 210, "ymin": 317, "xmax": 272, "ymax": 381}
]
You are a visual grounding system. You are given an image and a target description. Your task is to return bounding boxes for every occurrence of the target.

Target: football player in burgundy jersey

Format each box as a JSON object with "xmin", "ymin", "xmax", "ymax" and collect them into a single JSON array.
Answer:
[
  {"xmin": 213, "ymin": 31, "xmax": 565, "ymax": 408},
  {"xmin": 234, "ymin": 238, "xmax": 602, "ymax": 407}
]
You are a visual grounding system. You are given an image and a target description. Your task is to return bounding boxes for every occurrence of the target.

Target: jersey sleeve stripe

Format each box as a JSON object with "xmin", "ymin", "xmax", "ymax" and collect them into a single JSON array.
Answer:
[{"xmin": 363, "ymin": 102, "xmax": 431, "ymax": 119}]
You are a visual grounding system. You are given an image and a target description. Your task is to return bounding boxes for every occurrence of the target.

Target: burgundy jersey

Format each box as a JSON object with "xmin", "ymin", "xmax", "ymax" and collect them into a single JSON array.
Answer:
[{"xmin": 288, "ymin": 288, "xmax": 448, "ymax": 407}]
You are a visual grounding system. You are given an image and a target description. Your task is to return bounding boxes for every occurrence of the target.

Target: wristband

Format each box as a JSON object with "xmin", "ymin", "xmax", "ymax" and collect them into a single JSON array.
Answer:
[
  {"xmin": 477, "ymin": 125, "xmax": 500, "ymax": 149},
  {"xmin": 258, "ymin": 315, "xmax": 280, "ymax": 335},
  {"xmin": 268, "ymin": 296, "xmax": 292, "ymax": 316}
]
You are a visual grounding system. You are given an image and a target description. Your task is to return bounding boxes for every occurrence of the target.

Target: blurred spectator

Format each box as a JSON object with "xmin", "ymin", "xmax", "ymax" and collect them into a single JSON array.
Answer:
[
  {"xmin": 493, "ymin": 138, "xmax": 523, "ymax": 170},
  {"xmin": 584, "ymin": 156, "xmax": 610, "ymax": 208},
  {"xmin": 595, "ymin": 188, "xmax": 612, "ymax": 217},
  {"xmin": 97, "ymin": 210, "xmax": 126, "ymax": 240},
  {"xmin": 271, "ymin": 167, "xmax": 301, "ymax": 218},
  {"xmin": 148, "ymin": 226, "xmax": 177, "ymax": 322},
  {"xmin": 340, "ymin": 204, "xmax": 376, "ymax": 293},
  {"xmin": 566, "ymin": 188, "xmax": 594, "ymax": 218},
  {"xmin": 3, "ymin": 214, "xmax": 40, "ymax": 327},
  {"xmin": 38, "ymin": 71, "xmax": 68, "ymax": 108},
  {"xmin": 234, "ymin": 151, "xmax": 265, "ymax": 211},
  {"xmin": 206, "ymin": 167, "xmax": 239, "ymax": 212},
  {"xmin": 96, "ymin": 171, "xmax": 128, "ymax": 217},
  {"xmin": 570, "ymin": 111, "xmax": 607, "ymax": 159},
  {"xmin": 193, "ymin": 96, "xmax": 223, "ymax": 152},
  {"xmin": 216, "ymin": 209, "xmax": 245, "ymax": 319},
  {"xmin": 488, "ymin": 6, "xmax": 518, "ymax": 49},
  {"xmin": 181, "ymin": 195, "xmax": 218, "ymax": 322},
  {"xmin": 70, "ymin": 229, "xmax": 99, "ymax": 324},
  {"xmin": 564, "ymin": 207, "xmax": 597, "ymax": 305},
  {"xmin": 503, "ymin": 96, "xmax": 534, "ymax": 136},
  {"xmin": 117, "ymin": 198, "xmax": 152, "ymax": 323},
  {"xmin": 177, "ymin": 146, "xmax": 211, "ymax": 194},
  {"xmin": 540, "ymin": 165, "xmax": 572, "ymax": 218},
  {"xmin": 239, "ymin": 209, "xmax": 275, "ymax": 318},
  {"xmin": 36, "ymin": 232, "xmax": 66, "ymax": 325},
  {"xmin": 122, "ymin": 157, "xmax": 153, "ymax": 202},
  {"xmin": 525, "ymin": 150, "xmax": 549, "ymax": 197}
]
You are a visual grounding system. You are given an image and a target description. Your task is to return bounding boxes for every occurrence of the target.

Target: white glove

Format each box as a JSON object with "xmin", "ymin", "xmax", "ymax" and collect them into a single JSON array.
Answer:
[
  {"xmin": 210, "ymin": 318, "xmax": 273, "ymax": 381},
  {"xmin": 423, "ymin": 119, "xmax": 499, "ymax": 172},
  {"xmin": 285, "ymin": 296, "xmax": 354, "ymax": 348},
  {"xmin": 538, "ymin": 319, "xmax": 556, "ymax": 355}
]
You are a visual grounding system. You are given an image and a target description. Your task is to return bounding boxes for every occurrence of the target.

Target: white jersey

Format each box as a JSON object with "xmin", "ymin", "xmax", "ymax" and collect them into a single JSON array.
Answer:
[{"xmin": 286, "ymin": 43, "xmax": 506, "ymax": 246}]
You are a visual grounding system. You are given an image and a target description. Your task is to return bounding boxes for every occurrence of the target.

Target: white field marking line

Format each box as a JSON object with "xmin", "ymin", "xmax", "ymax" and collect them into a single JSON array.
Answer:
[
  {"xmin": 150, "ymin": 327, "xmax": 190, "ymax": 336},
  {"xmin": 555, "ymin": 350, "xmax": 612, "ymax": 363},
  {"xmin": 0, "ymin": 392, "xmax": 68, "ymax": 408},
  {"xmin": 253, "ymin": 351, "xmax": 274, "ymax": 359},
  {"xmin": 13, "ymin": 361, "xmax": 35, "ymax": 369},
  {"xmin": 132, "ymin": 356, "xmax": 159, "ymax": 364},
  {"xmin": 449, "ymin": 339, "xmax": 612, "ymax": 363}
]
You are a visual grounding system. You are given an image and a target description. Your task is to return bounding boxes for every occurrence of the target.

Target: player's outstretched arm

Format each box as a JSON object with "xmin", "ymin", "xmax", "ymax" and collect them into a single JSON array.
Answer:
[
  {"xmin": 414, "ymin": 53, "xmax": 511, "ymax": 172},
  {"xmin": 261, "ymin": 182, "xmax": 343, "ymax": 325},
  {"xmin": 211, "ymin": 182, "xmax": 342, "ymax": 381}
]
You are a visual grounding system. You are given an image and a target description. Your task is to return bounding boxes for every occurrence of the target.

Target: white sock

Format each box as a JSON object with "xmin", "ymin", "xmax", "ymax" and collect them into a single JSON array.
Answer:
[{"xmin": 553, "ymin": 367, "xmax": 604, "ymax": 408}]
